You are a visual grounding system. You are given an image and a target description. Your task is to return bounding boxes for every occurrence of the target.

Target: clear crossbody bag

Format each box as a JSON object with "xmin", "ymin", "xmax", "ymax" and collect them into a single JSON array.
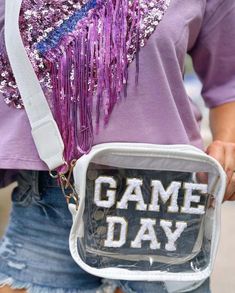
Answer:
[
  {"xmin": 5, "ymin": 0, "xmax": 226, "ymax": 291},
  {"xmin": 69, "ymin": 143, "xmax": 226, "ymax": 284}
]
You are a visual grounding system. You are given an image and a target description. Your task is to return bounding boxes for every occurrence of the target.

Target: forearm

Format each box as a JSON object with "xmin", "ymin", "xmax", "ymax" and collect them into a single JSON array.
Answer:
[{"xmin": 209, "ymin": 101, "xmax": 235, "ymax": 143}]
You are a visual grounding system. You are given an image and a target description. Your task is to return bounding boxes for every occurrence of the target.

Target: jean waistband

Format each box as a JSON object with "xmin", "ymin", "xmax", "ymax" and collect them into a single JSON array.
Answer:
[{"xmin": 15, "ymin": 170, "xmax": 60, "ymax": 195}]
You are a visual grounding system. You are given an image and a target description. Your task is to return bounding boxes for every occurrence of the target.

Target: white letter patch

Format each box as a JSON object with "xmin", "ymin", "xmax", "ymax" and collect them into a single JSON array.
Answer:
[{"xmin": 131, "ymin": 218, "xmax": 160, "ymax": 250}]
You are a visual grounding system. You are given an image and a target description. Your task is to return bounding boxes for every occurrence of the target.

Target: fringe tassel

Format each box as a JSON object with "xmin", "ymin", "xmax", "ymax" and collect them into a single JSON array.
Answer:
[{"xmin": 44, "ymin": 0, "xmax": 141, "ymax": 165}]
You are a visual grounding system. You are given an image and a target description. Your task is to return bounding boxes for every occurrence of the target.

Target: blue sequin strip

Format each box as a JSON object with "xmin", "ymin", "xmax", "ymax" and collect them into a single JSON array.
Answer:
[{"xmin": 36, "ymin": 0, "xmax": 97, "ymax": 55}]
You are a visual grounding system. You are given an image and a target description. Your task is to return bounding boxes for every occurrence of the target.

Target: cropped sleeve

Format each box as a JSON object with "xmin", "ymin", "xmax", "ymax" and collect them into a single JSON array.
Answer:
[{"xmin": 189, "ymin": 0, "xmax": 235, "ymax": 108}]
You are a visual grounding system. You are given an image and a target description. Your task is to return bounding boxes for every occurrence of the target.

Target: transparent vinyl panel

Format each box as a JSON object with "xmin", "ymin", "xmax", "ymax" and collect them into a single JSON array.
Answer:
[{"xmin": 77, "ymin": 152, "xmax": 219, "ymax": 274}]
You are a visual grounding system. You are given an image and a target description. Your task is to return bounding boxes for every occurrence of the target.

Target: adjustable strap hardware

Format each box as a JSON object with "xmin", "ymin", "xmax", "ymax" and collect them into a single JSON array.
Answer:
[{"xmin": 58, "ymin": 160, "xmax": 79, "ymax": 210}]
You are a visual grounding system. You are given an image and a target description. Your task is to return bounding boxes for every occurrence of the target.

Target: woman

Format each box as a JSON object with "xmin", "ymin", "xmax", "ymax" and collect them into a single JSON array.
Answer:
[{"xmin": 0, "ymin": 0, "xmax": 235, "ymax": 292}]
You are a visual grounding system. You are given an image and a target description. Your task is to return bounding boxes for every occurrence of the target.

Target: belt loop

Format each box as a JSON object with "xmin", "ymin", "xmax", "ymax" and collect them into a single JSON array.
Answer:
[{"xmin": 32, "ymin": 170, "xmax": 40, "ymax": 196}]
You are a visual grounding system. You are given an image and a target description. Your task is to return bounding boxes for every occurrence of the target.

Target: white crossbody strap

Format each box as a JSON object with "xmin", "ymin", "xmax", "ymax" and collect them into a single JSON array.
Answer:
[{"xmin": 4, "ymin": 0, "xmax": 65, "ymax": 170}]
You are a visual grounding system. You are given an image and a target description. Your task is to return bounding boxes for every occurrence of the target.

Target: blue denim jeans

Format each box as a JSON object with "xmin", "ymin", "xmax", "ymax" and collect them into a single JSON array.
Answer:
[
  {"xmin": 0, "ymin": 170, "xmax": 211, "ymax": 292},
  {"xmin": 116, "ymin": 278, "xmax": 211, "ymax": 293}
]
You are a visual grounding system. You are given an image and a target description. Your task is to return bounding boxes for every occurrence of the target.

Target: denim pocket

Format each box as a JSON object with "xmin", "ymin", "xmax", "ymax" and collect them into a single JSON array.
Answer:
[
  {"xmin": 11, "ymin": 171, "xmax": 42, "ymax": 207},
  {"xmin": 11, "ymin": 185, "xmax": 33, "ymax": 207}
]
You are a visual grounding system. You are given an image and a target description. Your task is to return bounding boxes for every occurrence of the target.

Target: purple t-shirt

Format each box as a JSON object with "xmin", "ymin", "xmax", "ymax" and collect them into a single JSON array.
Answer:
[{"xmin": 0, "ymin": 0, "xmax": 235, "ymax": 178}]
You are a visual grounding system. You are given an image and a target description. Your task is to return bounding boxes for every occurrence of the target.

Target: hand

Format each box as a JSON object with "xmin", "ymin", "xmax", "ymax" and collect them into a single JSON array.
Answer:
[{"xmin": 206, "ymin": 140, "xmax": 235, "ymax": 201}]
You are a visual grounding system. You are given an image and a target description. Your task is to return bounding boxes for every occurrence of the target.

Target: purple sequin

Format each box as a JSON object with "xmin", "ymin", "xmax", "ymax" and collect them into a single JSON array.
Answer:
[{"xmin": 0, "ymin": 0, "xmax": 170, "ymax": 166}]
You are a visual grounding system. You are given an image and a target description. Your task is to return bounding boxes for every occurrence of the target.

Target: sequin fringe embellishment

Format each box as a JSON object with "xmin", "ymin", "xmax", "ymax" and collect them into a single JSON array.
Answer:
[{"xmin": 0, "ymin": 0, "xmax": 171, "ymax": 165}]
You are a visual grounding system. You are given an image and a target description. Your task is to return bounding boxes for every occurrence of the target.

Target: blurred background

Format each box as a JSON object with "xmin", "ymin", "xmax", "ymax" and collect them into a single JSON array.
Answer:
[{"xmin": 0, "ymin": 56, "xmax": 234, "ymax": 292}]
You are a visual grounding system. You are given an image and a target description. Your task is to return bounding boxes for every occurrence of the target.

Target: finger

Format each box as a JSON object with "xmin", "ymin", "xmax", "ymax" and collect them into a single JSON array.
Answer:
[
  {"xmin": 225, "ymin": 172, "xmax": 235, "ymax": 201},
  {"xmin": 227, "ymin": 193, "xmax": 235, "ymax": 201},
  {"xmin": 224, "ymin": 144, "xmax": 235, "ymax": 182},
  {"xmin": 206, "ymin": 141, "xmax": 225, "ymax": 169},
  {"xmin": 196, "ymin": 172, "xmax": 208, "ymax": 184},
  {"xmin": 224, "ymin": 145, "xmax": 235, "ymax": 200}
]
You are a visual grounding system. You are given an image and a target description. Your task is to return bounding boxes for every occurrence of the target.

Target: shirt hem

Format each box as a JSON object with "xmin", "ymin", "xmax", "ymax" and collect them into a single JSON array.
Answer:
[
  {"xmin": 0, "ymin": 156, "xmax": 48, "ymax": 171},
  {"xmin": 205, "ymin": 96, "xmax": 235, "ymax": 109}
]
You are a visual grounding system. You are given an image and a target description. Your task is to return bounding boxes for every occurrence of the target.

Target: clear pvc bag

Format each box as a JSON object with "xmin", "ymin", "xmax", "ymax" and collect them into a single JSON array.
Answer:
[{"xmin": 69, "ymin": 143, "xmax": 226, "ymax": 283}]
